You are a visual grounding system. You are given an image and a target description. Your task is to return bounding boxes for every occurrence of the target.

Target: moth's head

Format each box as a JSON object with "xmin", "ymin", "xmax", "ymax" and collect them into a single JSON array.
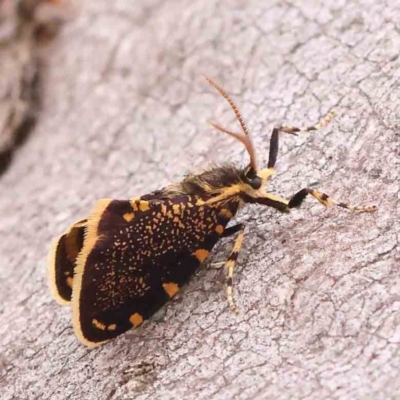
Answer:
[
  {"xmin": 205, "ymin": 76, "xmax": 274, "ymax": 198},
  {"xmin": 238, "ymin": 164, "xmax": 274, "ymax": 197}
]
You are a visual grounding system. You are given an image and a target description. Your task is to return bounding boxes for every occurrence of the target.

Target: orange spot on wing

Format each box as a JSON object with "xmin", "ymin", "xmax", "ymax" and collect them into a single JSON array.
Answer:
[
  {"xmin": 220, "ymin": 209, "xmax": 233, "ymax": 218},
  {"xmin": 163, "ymin": 282, "xmax": 180, "ymax": 298},
  {"xmin": 130, "ymin": 313, "xmax": 144, "ymax": 328},
  {"xmin": 139, "ymin": 201, "xmax": 150, "ymax": 211},
  {"xmin": 215, "ymin": 225, "xmax": 224, "ymax": 234},
  {"xmin": 66, "ymin": 276, "xmax": 73, "ymax": 288},
  {"xmin": 92, "ymin": 319, "xmax": 106, "ymax": 330},
  {"xmin": 194, "ymin": 249, "xmax": 210, "ymax": 262},
  {"xmin": 123, "ymin": 212, "xmax": 135, "ymax": 222}
]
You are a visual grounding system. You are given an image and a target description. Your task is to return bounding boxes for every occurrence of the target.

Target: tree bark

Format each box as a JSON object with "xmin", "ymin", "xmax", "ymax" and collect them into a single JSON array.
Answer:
[
  {"xmin": 1, "ymin": 1, "xmax": 399, "ymax": 399},
  {"xmin": 0, "ymin": 0, "xmax": 71, "ymax": 175}
]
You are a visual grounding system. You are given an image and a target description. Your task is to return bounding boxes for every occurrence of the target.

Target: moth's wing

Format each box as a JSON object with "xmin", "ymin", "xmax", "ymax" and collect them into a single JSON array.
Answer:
[
  {"xmin": 72, "ymin": 197, "xmax": 236, "ymax": 346},
  {"xmin": 48, "ymin": 219, "xmax": 87, "ymax": 304}
]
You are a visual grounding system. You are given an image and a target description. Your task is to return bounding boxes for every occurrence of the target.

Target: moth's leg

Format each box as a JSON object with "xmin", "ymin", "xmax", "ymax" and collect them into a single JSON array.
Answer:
[
  {"xmin": 211, "ymin": 224, "xmax": 244, "ymax": 269},
  {"xmin": 244, "ymin": 193, "xmax": 290, "ymax": 213},
  {"xmin": 221, "ymin": 224, "xmax": 243, "ymax": 238},
  {"xmin": 224, "ymin": 224, "xmax": 245, "ymax": 312},
  {"xmin": 288, "ymin": 188, "xmax": 377, "ymax": 212},
  {"xmin": 268, "ymin": 110, "xmax": 335, "ymax": 168}
]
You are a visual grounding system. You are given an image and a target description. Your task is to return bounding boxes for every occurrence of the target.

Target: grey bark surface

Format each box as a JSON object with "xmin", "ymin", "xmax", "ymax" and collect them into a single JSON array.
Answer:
[
  {"xmin": 0, "ymin": 0, "xmax": 70, "ymax": 175},
  {"xmin": 0, "ymin": 1, "xmax": 399, "ymax": 399}
]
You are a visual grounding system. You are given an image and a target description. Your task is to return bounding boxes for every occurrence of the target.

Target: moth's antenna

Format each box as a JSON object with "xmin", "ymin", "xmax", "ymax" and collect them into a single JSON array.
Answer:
[{"xmin": 204, "ymin": 76, "xmax": 258, "ymax": 171}]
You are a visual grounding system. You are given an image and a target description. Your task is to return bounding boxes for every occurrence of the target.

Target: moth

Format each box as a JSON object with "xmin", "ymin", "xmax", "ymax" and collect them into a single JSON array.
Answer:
[{"xmin": 48, "ymin": 77, "xmax": 377, "ymax": 346}]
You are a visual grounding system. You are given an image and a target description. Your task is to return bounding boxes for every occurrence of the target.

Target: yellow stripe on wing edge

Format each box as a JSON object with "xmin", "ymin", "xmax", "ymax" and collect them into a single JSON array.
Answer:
[
  {"xmin": 47, "ymin": 234, "xmax": 71, "ymax": 306},
  {"xmin": 47, "ymin": 219, "xmax": 88, "ymax": 306},
  {"xmin": 71, "ymin": 199, "xmax": 112, "ymax": 347}
]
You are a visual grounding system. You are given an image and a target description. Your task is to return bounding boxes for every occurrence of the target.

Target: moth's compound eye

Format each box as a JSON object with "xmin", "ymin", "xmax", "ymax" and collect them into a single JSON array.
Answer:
[
  {"xmin": 244, "ymin": 168, "xmax": 262, "ymax": 190},
  {"xmin": 247, "ymin": 175, "xmax": 262, "ymax": 189}
]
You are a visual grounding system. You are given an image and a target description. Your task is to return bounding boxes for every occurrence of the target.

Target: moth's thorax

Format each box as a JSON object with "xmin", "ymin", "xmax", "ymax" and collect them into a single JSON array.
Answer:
[
  {"xmin": 159, "ymin": 164, "xmax": 275, "ymax": 206},
  {"xmin": 179, "ymin": 164, "xmax": 243, "ymax": 198}
]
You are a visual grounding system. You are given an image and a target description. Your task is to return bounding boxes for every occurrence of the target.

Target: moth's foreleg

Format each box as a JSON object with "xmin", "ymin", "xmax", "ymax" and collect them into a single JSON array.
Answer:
[
  {"xmin": 223, "ymin": 224, "xmax": 245, "ymax": 312},
  {"xmin": 288, "ymin": 188, "xmax": 377, "ymax": 213},
  {"xmin": 244, "ymin": 193, "xmax": 289, "ymax": 213},
  {"xmin": 268, "ymin": 110, "xmax": 335, "ymax": 169}
]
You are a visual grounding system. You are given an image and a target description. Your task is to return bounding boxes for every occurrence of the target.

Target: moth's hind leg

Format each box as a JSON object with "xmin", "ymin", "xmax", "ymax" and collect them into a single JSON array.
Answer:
[
  {"xmin": 288, "ymin": 188, "xmax": 377, "ymax": 213},
  {"xmin": 268, "ymin": 110, "xmax": 335, "ymax": 169},
  {"xmin": 211, "ymin": 224, "xmax": 245, "ymax": 269},
  {"xmin": 222, "ymin": 224, "xmax": 245, "ymax": 312}
]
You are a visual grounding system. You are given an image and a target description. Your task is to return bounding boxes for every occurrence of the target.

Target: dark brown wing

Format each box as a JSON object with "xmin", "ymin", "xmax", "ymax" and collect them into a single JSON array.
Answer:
[
  {"xmin": 71, "ymin": 196, "xmax": 238, "ymax": 346},
  {"xmin": 48, "ymin": 219, "xmax": 87, "ymax": 304}
]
